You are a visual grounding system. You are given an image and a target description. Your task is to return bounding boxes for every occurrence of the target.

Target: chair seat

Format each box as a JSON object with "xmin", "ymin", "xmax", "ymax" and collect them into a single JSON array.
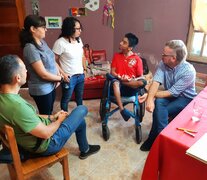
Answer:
[{"xmin": 21, "ymin": 148, "xmax": 69, "ymax": 176}]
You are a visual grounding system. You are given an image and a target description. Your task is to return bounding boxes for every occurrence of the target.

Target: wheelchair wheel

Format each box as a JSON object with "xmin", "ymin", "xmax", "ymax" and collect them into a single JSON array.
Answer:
[
  {"xmin": 99, "ymin": 98, "xmax": 111, "ymax": 121},
  {"xmin": 137, "ymin": 102, "xmax": 145, "ymax": 122},
  {"xmin": 135, "ymin": 125, "xmax": 142, "ymax": 144},
  {"xmin": 102, "ymin": 123, "xmax": 110, "ymax": 141},
  {"xmin": 99, "ymin": 98, "xmax": 106, "ymax": 121}
]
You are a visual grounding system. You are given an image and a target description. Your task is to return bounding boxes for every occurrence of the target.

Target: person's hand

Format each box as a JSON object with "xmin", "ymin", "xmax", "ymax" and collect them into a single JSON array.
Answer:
[
  {"xmin": 138, "ymin": 93, "xmax": 148, "ymax": 103},
  {"xmin": 146, "ymin": 99, "xmax": 155, "ymax": 113},
  {"xmin": 118, "ymin": 74, "xmax": 132, "ymax": 82},
  {"xmin": 54, "ymin": 110, "xmax": 69, "ymax": 122},
  {"xmin": 63, "ymin": 74, "xmax": 70, "ymax": 83}
]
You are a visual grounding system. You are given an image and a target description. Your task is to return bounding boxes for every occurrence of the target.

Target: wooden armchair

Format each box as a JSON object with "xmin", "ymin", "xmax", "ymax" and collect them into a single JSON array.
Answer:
[{"xmin": 0, "ymin": 125, "xmax": 70, "ymax": 180}]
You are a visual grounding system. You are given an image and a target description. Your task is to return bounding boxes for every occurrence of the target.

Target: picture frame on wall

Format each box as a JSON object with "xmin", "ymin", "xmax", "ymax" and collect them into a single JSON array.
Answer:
[{"xmin": 45, "ymin": 16, "xmax": 62, "ymax": 29}]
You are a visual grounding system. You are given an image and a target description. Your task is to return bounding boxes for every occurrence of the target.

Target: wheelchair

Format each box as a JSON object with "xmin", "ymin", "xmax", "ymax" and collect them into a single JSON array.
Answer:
[{"xmin": 99, "ymin": 74, "xmax": 146, "ymax": 144}]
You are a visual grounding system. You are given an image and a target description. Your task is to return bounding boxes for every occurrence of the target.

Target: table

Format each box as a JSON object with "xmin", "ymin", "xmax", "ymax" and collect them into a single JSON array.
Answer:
[{"xmin": 142, "ymin": 87, "xmax": 207, "ymax": 180}]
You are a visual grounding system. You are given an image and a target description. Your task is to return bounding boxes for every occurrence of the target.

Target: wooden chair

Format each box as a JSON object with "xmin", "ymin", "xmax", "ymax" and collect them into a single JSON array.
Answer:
[{"xmin": 0, "ymin": 125, "xmax": 70, "ymax": 180}]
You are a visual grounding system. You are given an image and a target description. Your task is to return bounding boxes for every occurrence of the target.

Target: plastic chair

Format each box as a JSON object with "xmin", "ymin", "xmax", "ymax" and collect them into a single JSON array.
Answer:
[
  {"xmin": 0, "ymin": 125, "xmax": 70, "ymax": 180},
  {"xmin": 99, "ymin": 75, "xmax": 146, "ymax": 144}
]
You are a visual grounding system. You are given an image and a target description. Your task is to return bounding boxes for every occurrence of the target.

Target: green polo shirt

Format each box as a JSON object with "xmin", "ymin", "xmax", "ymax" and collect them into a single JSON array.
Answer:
[{"xmin": 0, "ymin": 93, "xmax": 51, "ymax": 153}]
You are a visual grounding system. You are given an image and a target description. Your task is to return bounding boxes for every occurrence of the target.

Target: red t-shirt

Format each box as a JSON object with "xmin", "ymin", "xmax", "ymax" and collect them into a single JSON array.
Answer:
[{"xmin": 111, "ymin": 52, "xmax": 143, "ymax": 78}]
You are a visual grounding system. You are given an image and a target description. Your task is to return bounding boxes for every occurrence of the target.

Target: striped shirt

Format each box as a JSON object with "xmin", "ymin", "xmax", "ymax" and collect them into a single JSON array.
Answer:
[{"xmin": 153, "ymin": 60, "xmax": 197, "ymax": 99}]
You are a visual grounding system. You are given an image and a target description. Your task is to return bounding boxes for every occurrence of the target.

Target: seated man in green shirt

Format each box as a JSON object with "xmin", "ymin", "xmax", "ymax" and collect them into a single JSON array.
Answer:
[{"xmin": 0, "ymin": 55, "xmax": 100, "ymax": 160}]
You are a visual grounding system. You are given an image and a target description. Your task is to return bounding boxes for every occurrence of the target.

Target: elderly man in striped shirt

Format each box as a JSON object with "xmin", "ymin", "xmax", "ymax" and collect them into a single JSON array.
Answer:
[{"xmin": 140, "ymin": 40, "xmax": 197, "ymax": 151}]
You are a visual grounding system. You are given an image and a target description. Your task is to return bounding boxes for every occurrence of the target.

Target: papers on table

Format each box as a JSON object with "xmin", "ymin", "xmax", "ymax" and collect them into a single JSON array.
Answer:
[{"xmin": 186, "ymin": 133, "xmax": 207, "ymax": 164}]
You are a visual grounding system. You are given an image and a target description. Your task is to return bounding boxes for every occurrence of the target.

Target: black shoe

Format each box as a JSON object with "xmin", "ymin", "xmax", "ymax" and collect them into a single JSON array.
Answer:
[
  {"xmin": 120, "ymin": 108, "xmax": 132, "ymax": 121},
  {"xmin": 79, "ymin": 145, "xmax": 101, "ymax": 160},
  {"xmin": 140, "ymin": 138, "xmax": 153, "ymax": 151}
]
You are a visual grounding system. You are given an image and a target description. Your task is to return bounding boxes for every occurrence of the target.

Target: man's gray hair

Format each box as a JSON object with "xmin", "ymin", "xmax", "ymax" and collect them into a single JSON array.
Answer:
[{"xmin": 165, "ymin": 40, "xmax": 187, "ymax": 62}]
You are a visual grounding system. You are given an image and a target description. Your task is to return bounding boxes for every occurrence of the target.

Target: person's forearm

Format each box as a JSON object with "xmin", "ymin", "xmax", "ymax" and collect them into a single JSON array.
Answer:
[
  {"xmin": 111, "ymin": 68, "xmax": 118, "ymax": 77},
  {"xmin": 30, "ymin": 118, "xmax": 63, "ymax": 140},
  {"xmin": 147, "ymin": 81, "xmax": 159, "ymax": 101},
  {"xmin": 40, "ymin": 72, "xmax": 62, "ymax": 82},
  {"xmin": 43, "ymin": 119, "xmax": 63, "ymax": 139},
  {"xmin": 56, "ymin": 62, "xmax": 63, "ymax": 75},
  {"xmin": 155, "ymin": 90, "xmax": 172, "ymax": 98},
  {"xmin": 122, "ymin": 80, "xmax": 144, "ymax": 88}
]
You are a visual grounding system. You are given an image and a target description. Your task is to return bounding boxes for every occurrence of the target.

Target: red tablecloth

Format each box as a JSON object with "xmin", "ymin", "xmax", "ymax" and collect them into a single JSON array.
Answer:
[{"xmin": 142, "ymin": 87, "xmax": 207, "ymax": 180}]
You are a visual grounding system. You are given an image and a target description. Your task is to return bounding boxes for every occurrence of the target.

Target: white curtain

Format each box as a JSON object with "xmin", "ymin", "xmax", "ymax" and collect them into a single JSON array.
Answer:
[{"xmin": 192, "ymin": 0, "xmax": 207, "ymax": 33}]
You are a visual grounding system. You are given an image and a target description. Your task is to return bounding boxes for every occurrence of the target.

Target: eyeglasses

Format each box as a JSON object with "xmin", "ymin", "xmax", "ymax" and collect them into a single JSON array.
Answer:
[
  {"xmin": 75, "ymin": 28, "xmax": 82, "ymax": 31},
  {"xmin": 162, "ymin": 53, "xmax": 175, "ymax": 57}
]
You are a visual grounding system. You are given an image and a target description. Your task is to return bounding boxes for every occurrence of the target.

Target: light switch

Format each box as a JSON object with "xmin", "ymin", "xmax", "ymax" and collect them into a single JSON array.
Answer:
[{"xmin": 144, "ymin": 18, "xmax": 153, "ymax": 32}]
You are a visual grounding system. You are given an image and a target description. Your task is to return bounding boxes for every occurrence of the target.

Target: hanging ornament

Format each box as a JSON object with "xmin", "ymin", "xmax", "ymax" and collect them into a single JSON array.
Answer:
[
  {"xmin": 83, "ymin": 0, "xmax": 99, "ymax": 11},
  {"xmin": 103, "ymin": 0, "xmax": 115, "ymax": 29}
]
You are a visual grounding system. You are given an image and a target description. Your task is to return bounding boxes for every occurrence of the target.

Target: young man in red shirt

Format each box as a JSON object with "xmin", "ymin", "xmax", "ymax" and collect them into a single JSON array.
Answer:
[{"xmin": 108, "ymin": 33, "xmax": 145, "ymax": 121}]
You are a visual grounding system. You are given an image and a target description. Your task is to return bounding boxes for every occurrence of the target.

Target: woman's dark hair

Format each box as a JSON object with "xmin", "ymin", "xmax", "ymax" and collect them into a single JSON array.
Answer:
[
  {"xmin": 19, "ymin": 15, "xmax": 46, "ymax": 50},
  {"xmin": 59, "ymin": 17, "xmax": 82, "ymax": 43},
  {"xmin": 125, "ymin": 33, "xmax": 139, "ymax": 49},
  {"xmin": 0, "ymin": 55, "xmax": 20, "ymax": 84}
]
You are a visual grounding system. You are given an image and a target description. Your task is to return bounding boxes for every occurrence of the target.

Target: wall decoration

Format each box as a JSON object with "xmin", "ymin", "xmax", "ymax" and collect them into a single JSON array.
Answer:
[
  {"xmin": 83, "ymin": 0, "xmax": 99, "ymax": 11},
  {"xmin": 69, "ymin": 7, "xmax": 87, "ymax": 16},
  {"xmin": 31, "ymin": 0, "xmax": 40, "ymax": 15},
  {"xmin": 45, "ymin": 16, "xmax": 62, "ymax": 29},
  {"xmin": 103, "ymin": 0, "xmax": 115, "ymax": 29}
]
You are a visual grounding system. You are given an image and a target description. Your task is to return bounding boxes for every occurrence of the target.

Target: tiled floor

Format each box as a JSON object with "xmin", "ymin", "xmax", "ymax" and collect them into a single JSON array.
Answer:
[{"xmin": 0, "ymin": 88, "xmax": 152, "ymax": 180}]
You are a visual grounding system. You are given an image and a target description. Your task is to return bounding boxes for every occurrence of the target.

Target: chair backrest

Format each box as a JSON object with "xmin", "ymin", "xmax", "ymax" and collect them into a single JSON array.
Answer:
[{"xmin": 0, "ymin": 125, "xmax": 24, "ymax": 178}]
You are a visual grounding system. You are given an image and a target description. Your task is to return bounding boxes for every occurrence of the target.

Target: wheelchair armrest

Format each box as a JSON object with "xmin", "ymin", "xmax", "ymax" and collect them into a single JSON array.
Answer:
[{"xmin": 137, "ymin": 79, "xmax": 147, "ymax": 89}]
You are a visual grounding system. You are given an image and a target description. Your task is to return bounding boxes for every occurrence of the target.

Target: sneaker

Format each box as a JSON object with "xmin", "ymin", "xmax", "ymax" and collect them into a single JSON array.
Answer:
[
  {"xmin": 79, "ymin": 145, "xmax": 100, "ymax": 160},
  {"xmin": 120, "ymin": 108, "xmax": 132, "ymax": 121},
  {"xmin": 140, "ymin": 138, "xmax": 153, "ymax": 151}
]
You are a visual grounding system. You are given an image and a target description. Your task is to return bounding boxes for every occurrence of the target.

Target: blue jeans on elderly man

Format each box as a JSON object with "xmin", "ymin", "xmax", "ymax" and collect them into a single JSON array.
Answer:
[{"xmin": 140, "ymin": 96, "xmax": 192, "ymax": 151}]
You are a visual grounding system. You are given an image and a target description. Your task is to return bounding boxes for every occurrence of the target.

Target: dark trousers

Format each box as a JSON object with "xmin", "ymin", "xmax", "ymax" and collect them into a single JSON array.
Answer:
[{"xmin": 31, "ymin": 88, "xmax": 56, "ymax": 115}]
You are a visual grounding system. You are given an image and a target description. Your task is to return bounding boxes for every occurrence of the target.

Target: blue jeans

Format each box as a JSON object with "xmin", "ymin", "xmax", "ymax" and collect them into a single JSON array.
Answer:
[
  {"xmin": 31, "ymin": 88, "xmax": 56, "ymax": 115},
  {"xmin": 148, "ymin": 96, "xmax": 192, "ymax": 142},
  {"xmin": 41, "ymin": 105, "xmax": 89, "ymax": 156},
  {"xmin": 61, "ymin": 74, "xmax": 85, "ymax": 111}
]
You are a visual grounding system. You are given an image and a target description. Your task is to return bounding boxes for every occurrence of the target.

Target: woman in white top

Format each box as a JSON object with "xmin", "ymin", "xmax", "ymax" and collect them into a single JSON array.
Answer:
[{"xmin": 53, "ymin": 17, "xmax": 86, "ymax": 111}]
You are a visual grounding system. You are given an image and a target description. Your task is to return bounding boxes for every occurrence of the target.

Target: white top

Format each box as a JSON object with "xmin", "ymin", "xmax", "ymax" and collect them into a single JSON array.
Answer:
[{"xmin": 53, "ymin": 37, "xmax": 84, "ymax": 76}]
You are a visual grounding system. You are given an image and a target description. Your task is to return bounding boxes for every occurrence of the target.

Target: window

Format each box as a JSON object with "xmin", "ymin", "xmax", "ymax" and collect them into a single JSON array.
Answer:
[
  {"xmin": 187, "ymin": 24, "xmax": 207, "ymax": 63},
  {"xmin": 187, "ymin": 0, "xmax": 207, "ymax": 63}
]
